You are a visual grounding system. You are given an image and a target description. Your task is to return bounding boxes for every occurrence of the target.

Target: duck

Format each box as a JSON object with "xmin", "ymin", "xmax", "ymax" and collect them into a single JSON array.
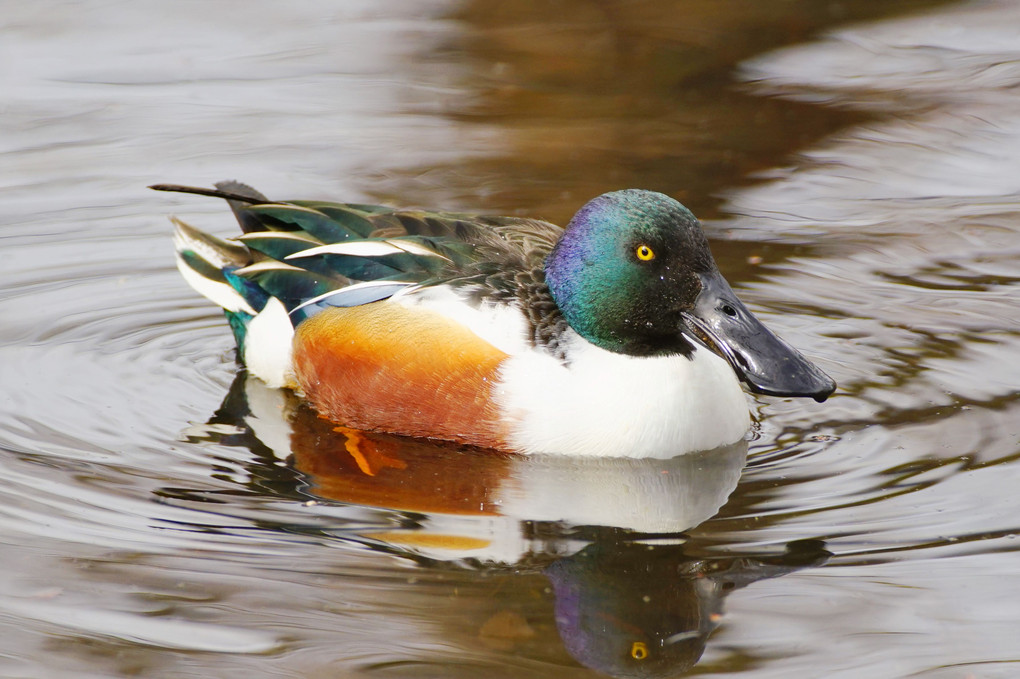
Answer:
[{"xmin": 153, "ymin": 181, "xmax": 835, "ymax": 457}]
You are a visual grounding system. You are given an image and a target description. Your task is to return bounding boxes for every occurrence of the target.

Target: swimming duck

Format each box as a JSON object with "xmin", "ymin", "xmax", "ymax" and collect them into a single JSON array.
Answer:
[{"xmin": 154, "ymin": 181, "xmax": 834, "ymax": 457}]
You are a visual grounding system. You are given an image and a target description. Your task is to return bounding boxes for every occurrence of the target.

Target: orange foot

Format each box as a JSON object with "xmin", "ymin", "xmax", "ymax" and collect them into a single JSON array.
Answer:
[{"xmin": 333, "ymin": 426, "xmax": 408, "ymax": 476}]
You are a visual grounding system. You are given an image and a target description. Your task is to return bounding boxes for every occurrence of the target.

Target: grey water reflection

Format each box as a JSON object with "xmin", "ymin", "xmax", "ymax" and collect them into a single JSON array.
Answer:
[{"xmin": 1, "ymin": 0, "xmax": 1020, "ymax": 677}]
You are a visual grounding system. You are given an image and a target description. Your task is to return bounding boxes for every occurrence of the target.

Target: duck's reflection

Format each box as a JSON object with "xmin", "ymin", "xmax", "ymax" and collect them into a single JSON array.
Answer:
[
  {"xmin": 184, "ymin": 372, "xmax": 829, "ymax": 677},
  {"xmin": 545, "ymin": 538, "xmax": 828, "ymax": 677}
]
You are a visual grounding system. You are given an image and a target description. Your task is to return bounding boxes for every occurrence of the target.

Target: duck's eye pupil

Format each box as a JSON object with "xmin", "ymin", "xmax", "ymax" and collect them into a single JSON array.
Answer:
[
  {"xmin": 722, "ymin": 304, "xmax": 737, "ymax": 316},
  {"xmin": 636, "ymin": 244, "xmax": 655, "ymax": 261}
]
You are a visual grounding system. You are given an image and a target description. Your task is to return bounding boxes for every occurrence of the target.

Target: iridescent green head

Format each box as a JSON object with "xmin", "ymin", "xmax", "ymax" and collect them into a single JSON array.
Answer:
[{"xmin": 545, "ymin": 189, "xmax": 712, "ymax": 357}]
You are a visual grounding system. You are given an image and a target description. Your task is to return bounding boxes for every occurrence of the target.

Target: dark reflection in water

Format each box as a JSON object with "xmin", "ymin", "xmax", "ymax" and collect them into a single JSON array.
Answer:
[
  {"xmin": 545, "ymin": 539, "xmax": 828, "ymax": 678},
  {"xmin": 171, "ymin": 373, "xmax": 829, "ymax": 677},
  {"xmin": 386, "ymin": 0, "xmax": 956, "ymax": 222}
]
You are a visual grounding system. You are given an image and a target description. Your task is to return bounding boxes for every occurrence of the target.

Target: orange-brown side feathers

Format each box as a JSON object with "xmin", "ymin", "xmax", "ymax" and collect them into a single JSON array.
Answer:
[{"xmin": 293, "ymin": 303, "xmax": 512, "ymax": 450}]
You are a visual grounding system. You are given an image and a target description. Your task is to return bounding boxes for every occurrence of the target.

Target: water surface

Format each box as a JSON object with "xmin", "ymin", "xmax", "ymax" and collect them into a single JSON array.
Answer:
[{"xmin": 1, "ymin": 1, "xmax": 1018, "ymax": 677}]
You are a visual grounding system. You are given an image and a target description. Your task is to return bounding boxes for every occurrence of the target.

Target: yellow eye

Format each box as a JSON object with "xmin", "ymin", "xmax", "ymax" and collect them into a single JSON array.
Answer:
[{"xmin": 635, "ymin": 244, "xmax": 655, "ymax": 261}]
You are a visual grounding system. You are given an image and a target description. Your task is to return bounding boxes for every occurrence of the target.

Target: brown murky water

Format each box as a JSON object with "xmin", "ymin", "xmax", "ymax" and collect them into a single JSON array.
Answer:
[{"xmin": 2, "ymin": 1, "xmax": 1018, "ymax": 677}]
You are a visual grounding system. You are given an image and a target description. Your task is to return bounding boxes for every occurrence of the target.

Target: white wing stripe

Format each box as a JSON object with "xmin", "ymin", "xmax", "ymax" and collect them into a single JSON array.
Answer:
[
  {"xmin": 234, "ymin": 261, "xmax": 306, "ymax": 275},
  {"xmin": 285, "ymin": 239, "xmax": 450, "ymax": 261},
  {"xmin": 238, "ymin": 232, "xmax": 319, "ymax": 244},
  {"xmin": 386, "ymin": 238, "xmax": 452, "ymax": 260}
]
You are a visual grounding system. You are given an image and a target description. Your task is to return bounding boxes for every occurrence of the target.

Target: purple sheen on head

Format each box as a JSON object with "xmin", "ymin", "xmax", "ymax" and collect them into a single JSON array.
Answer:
[{"xmin": 546, "ymin": 194, "xmax": 615, "ymax": 294}]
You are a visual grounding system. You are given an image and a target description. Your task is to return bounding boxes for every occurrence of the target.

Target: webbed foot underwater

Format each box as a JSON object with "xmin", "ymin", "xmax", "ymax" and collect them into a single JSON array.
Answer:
[{"xmin": 154, "ymin": 181, "xmax": 835, "ymax": 457}]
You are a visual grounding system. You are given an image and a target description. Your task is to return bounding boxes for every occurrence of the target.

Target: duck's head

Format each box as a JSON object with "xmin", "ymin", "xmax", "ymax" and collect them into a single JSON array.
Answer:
[{"xmin": 545, "ymin": 190, "xmax": 836, "ymax": 402}]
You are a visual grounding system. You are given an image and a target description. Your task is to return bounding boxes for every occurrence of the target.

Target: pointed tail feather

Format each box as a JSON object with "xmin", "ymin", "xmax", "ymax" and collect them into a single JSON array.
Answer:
[
  {"xmin": 151, "ymin": 182, "xmax": 270, "ymax": 233},
  {"xmin": 172, "ymin": 217, "xmax": 259, "ymax": 315},
  {"xmin": 150, "ymin": 182, "xmax": 265, "ymax": 205}
]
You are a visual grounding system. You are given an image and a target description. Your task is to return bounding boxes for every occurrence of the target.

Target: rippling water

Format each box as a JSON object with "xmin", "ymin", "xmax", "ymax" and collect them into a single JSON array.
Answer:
[{"xmin": 2, "ymin": 1, "xmax": 1018, "ymax": 677}]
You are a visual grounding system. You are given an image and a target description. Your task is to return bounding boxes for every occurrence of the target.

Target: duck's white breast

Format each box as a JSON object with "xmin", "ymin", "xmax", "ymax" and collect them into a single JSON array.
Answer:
[{"xmin": 495, "ymin": 332, "xmax": 751, "ymax": 457}]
